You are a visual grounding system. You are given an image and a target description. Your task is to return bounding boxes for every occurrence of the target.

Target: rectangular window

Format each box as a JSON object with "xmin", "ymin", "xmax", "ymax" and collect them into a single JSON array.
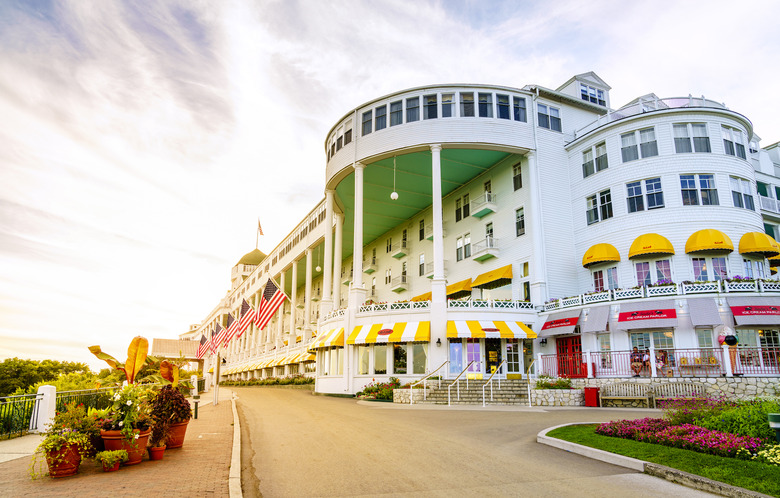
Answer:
[
  {"xmin": 375, "ymin": 105, "xmax": 387, "ymax": 131},
  {"xmin": 478, "ymin": 93, "xmax": 493, "ymax": 118},
  {"xmin": 700, "ymin": 174, "xmax": 718, "ymax": 205},
  {"xmin": 639, "ymin": 128, "xmax": 658, "ymax": 157},
  {"xmin": 656, "ymin": 260, "xmax": 672, "ymax": 281},
  {"xmin": 593, "ymin": 270, "xmax": 604, "ymax": 292},
  {"xmin": 419, "ymin": 253, "xmax": 425, "ymax": 276},
  {"xmin": 515, "ymin": 208, "xmax": 525, "ymax": 236},
  {"xmin": 463, "ymin": 233, "xmax": 471, "ymax": 258},
  {"xmin": 390, "ymin": 100, "xmax": 403, "ymax": 126},
  {"xmin": 358, "ymin": 346, "xmax": 369, "ymax": 375},
  {"xmin": 406, "ymin": 97, "xmax": 419, "ymax": 122},
  {"xmin": 599, "ymin": 189, "xmax": 613, "ymax": 221},
  {"xmin": 513, "ymin": 163, "xmax": 522, "ymax": 190},
  {"xmin": 580, "ymin": 83, "xmax": 606, "ymax": 106},
  {"xmin": 386, "ymin": 238, "xmax": 392, "ymax": 253},
  {"xmin": 645, "ymin": 177, "xmax": 664, "ymax": 209},
  {"xmin": 423, "ymin": 95, "xmax": 437, "ymax": 119},
  {"xmin": 586, "ymin": 195, "xmax": 599, "ymax": 225},
  {"xmin": 419, "ymin": 219, "xmax": 425, "ymax": 241},
  {"xmin": 636, "ymin": 262, "xmax": 651, "ymax": 286},
  {"xmin": 538, "ymin": 104, "xmax": 561, "ymax": 131},
  {"xmin": 336, "ymin": 136, "xmax": 343, "ymax": 151},
  {"xmin": 455, "ymin": 198, "xmax": 462, "ymax": 222},
  {"xmin": 712, "ymin": 257, "xmax": 727, "ymax": 280},
  {"xmin": 344, "ymin": 128, "xmax": 352, "ymax": 145},
  {"xmin": 582, "ymin": 148, "xmax": 594, "ymax": 177},
  {"xmin": 723, "ymin": 126, "xmax": 746, "ymax": 159},
  {"xmin": 456, "ymin": 237, "xmax": 463, "ymax": 262},
  {"xmin": 462, "ymin": 194, "xmax": 470, "ymax": 218},
  {"xmin": 621, "ymin": 132, "xmax": 639, "ymax": 162},
  {"xmin": 595, "ymin": 142, "xmax": 608, "ymax": 171},
  {"xmin": 497, "ymin": 94, "xmax": 510, "ymax": 119},
  {"xmin": 513, "ymin": 96, "xmax": 527, "ymax": 122},
  {"xmin": 743, "ymin": 259, "xmax": 754, "ymax": 279},
  {"xmin": 374, "ymin": 345, "xmax": 387, "ymax": 374},
  {"xmin": 606, "ymin": 267, "xmax": 619, "ymax": 289},
  {"xmin": 393, "ymin": 344, "xmax": 407, "ymax": 374},
  {"xmin": 597, "ymin": 333, "xmax": 612, "ymax": 368},
  {"xmin": 460, "ymin": 92, "xmax": 474, "ymax": 117},
  {"xmin": 362, "ymin": 110, "xmax": 372, "ymax": 136},
  {"xmin": 412, "ymin": 343, "xmax": 427, "ymax": 374},
  {"xmin": 692, "ymin": 123, "xmax": 711, "ymax": 152},
  {"xmin": 674, "ymin": 124, "xmax": 692, "ymax": 153},
  {"xmin": 442, "ymin": 93, "xmax": 454, "ymax": 118},
  {"xmin": 731, "ymin": 176, "xmax": 755, "ymax": 210},
  {"xmin": 627, "ymin": 181, "xmax": 644, "ymax": 213},
  {"xmin": 696, "ymin": 329, "xmax": 714, "ymax": 349}
]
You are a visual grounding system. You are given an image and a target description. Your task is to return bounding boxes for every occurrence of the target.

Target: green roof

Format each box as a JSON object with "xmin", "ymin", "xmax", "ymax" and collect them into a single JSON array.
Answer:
[{"xmin": 237, "ymin": 248, "xmax": 266, "ymax": 266}]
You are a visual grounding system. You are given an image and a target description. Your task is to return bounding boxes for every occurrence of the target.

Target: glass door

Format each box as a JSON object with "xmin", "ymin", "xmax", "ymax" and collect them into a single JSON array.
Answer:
[
  {"xmin": 485, "ymin": 338, "xmax": 502, "ymax": 375},
  {"xmin": 506, "ymin": 339, "xmax": 520, "ymax": 377},
  {"xmin": 449, "ymin": 339, "xmax": 463, "ymax": 376},
  {"xmin": 466, "ymin": 338, "xmax": 481, "ymax": 379}
]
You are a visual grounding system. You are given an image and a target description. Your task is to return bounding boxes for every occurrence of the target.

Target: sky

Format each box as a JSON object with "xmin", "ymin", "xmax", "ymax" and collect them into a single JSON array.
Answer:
[{"xmin": 1, "ymin": 0, "xmax": 779, "ymax": 372}]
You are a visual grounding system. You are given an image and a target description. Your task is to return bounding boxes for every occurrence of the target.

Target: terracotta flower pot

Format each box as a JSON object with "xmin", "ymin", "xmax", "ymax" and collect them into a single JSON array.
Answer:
[
  {"xmin": 46, "ymin": 443, "xmax": 82, "ymax": 478},
  {"xmin": 148, "ymin": 445, "xmax": 166, "ymax": 461},
  {"xmin": 102, "ymin": 461, "xmax": 121, "ymax": 472},
  {"xmin": 166, "ymin": 420, "xmax": 189, "ymax": 449},
  {"xmin": 101, "ymin": 429, "xmax": 151, "ymax": 465}
]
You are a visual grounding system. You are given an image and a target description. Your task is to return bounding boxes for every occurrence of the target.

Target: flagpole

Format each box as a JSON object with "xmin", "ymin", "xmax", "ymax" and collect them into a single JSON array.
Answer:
[{"xmin": 214, "ymin": 350, "xmax": 220, "ymax": 406}]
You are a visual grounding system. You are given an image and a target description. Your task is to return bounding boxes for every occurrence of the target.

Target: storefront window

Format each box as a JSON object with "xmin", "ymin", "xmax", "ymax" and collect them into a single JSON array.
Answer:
[
  {"xmin": 506, "ymin": 339, "xmax": 520, "ymax": 373},
  {"xmin": 597, "ymin": 333, "xmax": 612, "ymax": 368},
  {"xmin": 320, "ymin": 350, "xmax": 330, "ymax": 376},
  {"xmin": 393, "ymin": 344, "xmax": 407, "ymax": 374},
  {"xmin": 412, "ymin": 343, "xmax": 427, "ymax": 374},
  {"xmin": 330, "ymin": 348, "xmax": 343, "ymax": 376},
  {"xmin": 449, "ymin": 340, "xmax": 462, "ymax": 375},
  {"xmin": 358, "ymin": 345, "xmax": 369, "ymax": 375},
  {"xmin": 467, "ymin": 338, "xmax": 481, "ymax": 372},
  {"xmin": 374, "ymin": 345, "xmax": 387, "ymax": 374}
]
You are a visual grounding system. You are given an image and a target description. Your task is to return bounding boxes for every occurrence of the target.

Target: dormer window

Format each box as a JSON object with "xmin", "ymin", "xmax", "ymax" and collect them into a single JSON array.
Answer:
[{"xmin": 580, "ymin": 83, "xmax": 606, "ymax": 106}]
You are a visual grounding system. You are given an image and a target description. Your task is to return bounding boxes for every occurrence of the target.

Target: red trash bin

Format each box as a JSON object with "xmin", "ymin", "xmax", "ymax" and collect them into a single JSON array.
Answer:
[{"xmin": 584, "ymin": 386, "xmax": 600, "ymax": 407}]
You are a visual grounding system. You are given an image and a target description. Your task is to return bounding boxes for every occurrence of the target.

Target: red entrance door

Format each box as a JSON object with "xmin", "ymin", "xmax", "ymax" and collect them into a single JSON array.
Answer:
[{"xmin": 556, "ymin": 336, "xmax": 587, "ymax": 378}]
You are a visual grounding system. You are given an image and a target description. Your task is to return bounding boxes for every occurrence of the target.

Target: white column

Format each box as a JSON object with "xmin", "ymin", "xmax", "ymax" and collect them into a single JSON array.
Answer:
[
  {"xmin": 321, "ymin": 190, "xmax": 334, "ymax": 313},
  {"xmin": 277, "ymin": 271, "xmax": 285, "ymax": 347},
  {"xmin": 332, "ymin": 213, "xmax": 343, "ymax": 308},
  {"xmin": 290, "ymin": 259, "xmax": 298, "ymax": 344},
  {"xmin": 429, "ymin": 144, "xmax": 447, "ymax": 370},
  {"xmin": 34, "ymin": 385, "xmax": 56, "ymax": 433},
  {"xmin": 527, "ymin": 152, "xmax": 548, "ymax": 303},
  {"xmin": 351, "ymin": 162, "xmax": 365, "ymax": 289},
  {"xmin": 304, "ymin": 248, "xmax": 313, "ymax": 337}
]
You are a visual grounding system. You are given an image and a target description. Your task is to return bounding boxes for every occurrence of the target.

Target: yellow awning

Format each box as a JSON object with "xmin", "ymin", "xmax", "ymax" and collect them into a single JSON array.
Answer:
[
  {"xmin": 411, "ymin": 291, "xmax": 432, "ymax": 302},
  {"xmin": 446, "ymin": 320, "xmax": 536, "ymax": 339},
  {"xmin": 472, "ymin": 264, "xmax": 513, "ymax": 289},
  {"xmin": 685, "ymin": 229, "xmax": 734, "ymax": 253},
  {"xmin": 739, "ymin": 232, "xmax": 780, "ymax": 257},
  {"xmin": 446, "ymin": 278, "xmax": 472, "ymax": 298},
  {"xmin": 309, "ymin": 327, "xmax": 345, "ymax": 349},
  {"xmin": 208, "ymin": 367, "xmax": 214, "ymax": 373},
  {"xmin": 771, "ymin": 267, "xmax": 777, "ymax": 275},
  {"xmin": 628, "ymin": 233, "xmax": 675, "ymax": 259},
  {"xmin": 582, "ymin": 243, "xmax": 621, "ymax": 268},
  {"xmin": 348, "ymin": 321, "xmax": 431, "ymax": 345},
  {"xmin": 300, "ymin": 352, "xmax": 316, "ymax": 362}
]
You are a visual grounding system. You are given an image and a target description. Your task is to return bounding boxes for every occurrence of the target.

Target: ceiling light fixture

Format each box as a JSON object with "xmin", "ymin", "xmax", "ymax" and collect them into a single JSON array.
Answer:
[{"xmin": 390, "ymin": 156, "xmax": 399, "ymax": 200}]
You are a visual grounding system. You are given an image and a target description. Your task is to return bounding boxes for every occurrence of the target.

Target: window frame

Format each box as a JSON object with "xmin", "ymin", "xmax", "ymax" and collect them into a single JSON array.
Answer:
[
  {"xmin": 460, "ymin": 92, "xmax": 475, "ymax": 117},
  {"xmin": 537, "ymin": 103, "xmax": 561, "ymax": 132},
  {"xmin": 389, "ymin": 100, "xmax": 403, "ymax": 127},
  {"xmin": 515, "ymin": 207, "xmax": 525, "ymax": 236},
  {"xmin": 406, "ymin": 97, "xmax": 420, "ymax": 122},
  {"xmin": 362, "ymin": 110, "xmax": 372, "ymax": 136},
  {"xmin": 730, "ymin": 176, "xmax": 755, "ymax": 210},
  {"xmin": 423, "ymin": 95, "xmax": 437, "ymax": 120}
]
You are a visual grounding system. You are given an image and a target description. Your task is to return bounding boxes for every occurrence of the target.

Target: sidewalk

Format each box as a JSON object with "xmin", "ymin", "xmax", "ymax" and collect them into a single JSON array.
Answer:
[{"xmin": 0, "ymin": 388, "xmax": 237, "ymax": 497}]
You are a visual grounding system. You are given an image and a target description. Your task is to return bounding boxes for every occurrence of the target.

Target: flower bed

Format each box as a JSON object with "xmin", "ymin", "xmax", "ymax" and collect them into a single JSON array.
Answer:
[{"xmin": 356, "ymin": 377, "xmax": 400, "ymax": 400}]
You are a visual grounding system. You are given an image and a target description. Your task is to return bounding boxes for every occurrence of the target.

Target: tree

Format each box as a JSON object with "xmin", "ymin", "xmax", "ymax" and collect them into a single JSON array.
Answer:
[{"xmin": 0, "ymin": 358, "xmax": 90, "ymax": 397}]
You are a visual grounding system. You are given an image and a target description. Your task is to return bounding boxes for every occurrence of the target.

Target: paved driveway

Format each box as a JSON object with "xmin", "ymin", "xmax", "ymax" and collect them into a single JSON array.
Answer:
[{"xmin": 235, "ymin": 387, "xmax": 712, "ymax": 497}]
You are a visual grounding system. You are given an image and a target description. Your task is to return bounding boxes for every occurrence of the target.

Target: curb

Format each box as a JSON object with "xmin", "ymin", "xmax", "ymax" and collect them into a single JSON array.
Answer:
[
  {"xmin": 229, "ymin": 392, "xmax": 242, "ymax": 498},
  {"xmin": 537, "ymin": 423, "xmax": 772, "ymax": 498}
]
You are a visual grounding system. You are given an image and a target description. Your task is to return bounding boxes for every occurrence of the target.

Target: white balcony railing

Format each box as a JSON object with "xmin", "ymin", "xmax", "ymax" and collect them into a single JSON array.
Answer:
[
  {"xmin": 391, "ymin": 241, "xmax": 409, "ymax": 259},
  {"xmin": 391, "ymin": 275, "xmax": 408, "ymax": 292},
  {"xmin": 472, "ymin": 237, "xmax": 499, "ymax": 262},
  {"xmin": 447, "ymin": 299, "xmax": 534, "ymax": 311},
  {"xmin": 470, "ymin": 192, "xmax": 497, "ymax": 218},
  {"xmin": 759, "ymin": 195, "xmax": 780, "ymax": 214}
]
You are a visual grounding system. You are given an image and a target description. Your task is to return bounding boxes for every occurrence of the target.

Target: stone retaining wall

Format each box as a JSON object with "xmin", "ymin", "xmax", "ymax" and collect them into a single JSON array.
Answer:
[
  {"xmin": 570, "ymin": 377, "xmax": 780, "ymax": 399},
  {"xmin": 393, "ymin": 388, "xmax": 430, "ymax": 404},
  {"xmin": 530, "ymin": 388, "xmax": 584, "ymax": 406}
]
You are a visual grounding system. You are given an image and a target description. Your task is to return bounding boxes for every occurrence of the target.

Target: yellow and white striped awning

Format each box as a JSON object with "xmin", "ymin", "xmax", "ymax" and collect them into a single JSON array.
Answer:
[
  {"xmin": 309, "ymin": 327, "xmax": 345, "ymax": 349},
  {"xmin": 348, "ymin": 322, "xmax": 431, "ymax": 345},
  {"xmin": 299, "ymin": 352, "xmax": 316, "ymax": 362},
  {"xmin": 446, "ymin": 320, "xmax": 536, "ymax": 339}
]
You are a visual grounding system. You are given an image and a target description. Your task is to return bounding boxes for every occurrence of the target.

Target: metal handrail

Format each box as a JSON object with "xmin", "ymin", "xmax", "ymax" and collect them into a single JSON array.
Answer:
[
  {"xmin": 409, "ymin": 361, "xmax": 448, "ymax": 405},
  {"xmin": 482, "ymin": 360, "xmax": 506, "ymax": 407},
  {"xmin": 525, "ymin": 358, "xmax": 536, "ymax": 407},
  {"xmin": 447, "ymin": 361, "xmax": 476, "ymax": 406}
]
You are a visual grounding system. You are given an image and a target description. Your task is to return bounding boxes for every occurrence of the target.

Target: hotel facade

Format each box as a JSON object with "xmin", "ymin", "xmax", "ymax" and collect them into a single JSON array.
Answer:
[{"xmin": 183, "ymin": 72, "xmax": 780, "ymax": 396}]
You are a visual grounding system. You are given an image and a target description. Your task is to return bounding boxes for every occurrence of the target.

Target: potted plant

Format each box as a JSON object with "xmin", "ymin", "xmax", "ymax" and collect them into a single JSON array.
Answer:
[
  {"xmin": 52, "ymin": 402, "xmax": 103, "ymax": 457},
  {"xmin": 99, "ymin": 384, "xmax": 153, "ymax": 465},
  {"xmin": 30, "ymin": 428, "xmax": 92, "ymax": 479},
  {"xmin": 149, "ymin": 385, "xmax": 192, "ymax": 449},
  {"xmin": 94, "ymin": 449, "xmax": 128, "ymax": 472},
  {"xmin": 147, "ymin": 420, "xmax": 170, "ymax": 460}
]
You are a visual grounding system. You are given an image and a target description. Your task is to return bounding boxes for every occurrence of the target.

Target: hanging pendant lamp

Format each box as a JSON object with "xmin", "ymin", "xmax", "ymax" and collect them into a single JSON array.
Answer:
[{"xmin": 390, "ymin": 156, "xmax": 399, "ymax": 200}]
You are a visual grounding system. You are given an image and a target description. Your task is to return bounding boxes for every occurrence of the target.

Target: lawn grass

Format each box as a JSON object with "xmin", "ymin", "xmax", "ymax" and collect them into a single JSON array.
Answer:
[{"xmin": 547, "ymin": 424, "xmax": 780, "ymax": 497}]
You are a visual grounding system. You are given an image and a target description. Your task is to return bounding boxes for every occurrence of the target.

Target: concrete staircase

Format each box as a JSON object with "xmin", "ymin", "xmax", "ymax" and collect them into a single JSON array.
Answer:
[{"xmin": 416, "ymin": 379, "xmax": 530, "ymax": 406}]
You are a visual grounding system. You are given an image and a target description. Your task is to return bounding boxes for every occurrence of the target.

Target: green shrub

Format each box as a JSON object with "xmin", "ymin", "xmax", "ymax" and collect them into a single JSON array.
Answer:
[
  {"xmin": 695, "ymin": 398, "xmax": 780, "ymax": 442},
  {"xmin": 661, "ymin": 397, "xmax": 731, "ymax": 426}
]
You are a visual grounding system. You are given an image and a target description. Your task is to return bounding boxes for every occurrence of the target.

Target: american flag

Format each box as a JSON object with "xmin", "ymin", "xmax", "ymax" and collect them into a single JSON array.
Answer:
[
  {"xmin": 196, "ymin": 334, "xmax": 208, "ymax": 359},
  {"xmin": 222, "ymin": 312, "xmax": 240, "ymax": 346},
  {"xmin": 257, "ymin": 219, "xmax": 263, "ymax": 236},
  {"xmin": 209, "ymin": 325, "xmax": 220, "ymax": 354},
  {"xmin": 255, "ymin": 278, "xmax": 288, "ymax": 330},
  {"xmin": 214, "ymin": 321, "xmax": 230, "ymax": 349},
  {"xmin": 237, "ymin": 299, "xmax": 254, "ymax": 337}
]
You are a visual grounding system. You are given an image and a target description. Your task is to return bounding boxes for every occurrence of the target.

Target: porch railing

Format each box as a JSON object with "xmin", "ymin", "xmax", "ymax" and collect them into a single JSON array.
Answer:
[
  {"xmin": 482, "ymin": 360, "xmax": 506, "ymax": 407},
  {"xmin": 409, "ymin": 361, "xmax": 448, "ymax": 405},
  {"xmin": 539, "ymin": 347, "xmax": 780, "ymax": 379},
  {"xmin": 0, "ymin": 393, "xmax": 42, "ymax": 440},
  {"xmin": 448, "ymin": 361, "xmax": 476, "ymax": 406}
]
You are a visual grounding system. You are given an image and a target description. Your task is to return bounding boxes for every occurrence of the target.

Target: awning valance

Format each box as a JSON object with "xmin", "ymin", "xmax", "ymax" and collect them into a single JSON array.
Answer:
[
  {"xmin": 582, "ymin": 243, "xmax": 621, "ymax": 268},
  {"xmin": 299, "ymin": 352, "xmax": 316, "ymax": 362},
  {"xmin": 581, "ymin": 305, "xmax": 611, "ymax": 334},
  {"xmin": 616, "ymin": 299, "xmax": 678, "ymax": 330},
  {"xmin": 446, "ymin": 320, "xmax": 536, "ymax": 339},
  {"xmin": 685, "ymin": 229, "xmax": 733, "ymax": 253},
  {"xmin": 688, "ymin": 298, "xmax": 723, "ymax": 327},
  {"xmin": 348, "ymin": 321, "xmax": 431, "ymax": 345},
  {"xmin": 446, "ymin": 279, "xmax": 472, "ymax": 299},
  {"xmin": 539, "ymin": 310, "xmax": 581, "ymax": 337},
  {"xmin": 628, "ymin": 233, "xmax": 674, "ymax": 259},
  {"xmin": 728, "ymin": 297, "xmax": 780, "ymax": 326},
  {"xmin": 309, "ymin": 327, "xmax": 345, "ymax": 349},
  {"xmin": 739, "ymin": 232, "xmax": 780, "ymax": 257},
  {"xmin": 471, "ymin": 264, "xmax": 513, "ymax": 289},
  {"xmin": 411, "ymin": 291, "xmax": 432, "ymax": 302}
]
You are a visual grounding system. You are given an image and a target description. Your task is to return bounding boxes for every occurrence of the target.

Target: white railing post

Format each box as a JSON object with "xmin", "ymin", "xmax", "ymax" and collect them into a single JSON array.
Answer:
[
  {"xmin": 537, "ymin": 353, "xmax": 543, "ymax": 375},
  {"xmin": 649, "ymin": 346, "xmax": 657, "ymax": 377},
  {"xmin": 34, "ymin": 385, "xmax": 56, "ymax": 433},
  {"xmin": 585, "ymin": 350, "xmax": 593, "ymax": 378},
  {"xmin": 723, "ymin": 344, "xmax": 734, "ymax": 377}
]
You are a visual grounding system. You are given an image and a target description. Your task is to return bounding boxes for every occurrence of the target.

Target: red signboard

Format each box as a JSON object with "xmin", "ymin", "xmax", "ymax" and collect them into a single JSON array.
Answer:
[
  {"xmin": 618, "ymin": 308, "xmax": 677, "ymax": 322},
  {"xmin": 542, "ymin": 316, "xmax": 579, "ymax": 330},
  {"xmin": 377, "ymin": 329, "xmax": 393, "ymax": 335},
  {"xmin": 730, "ymin": 305, "xmax": 780, "ymax": 316}
]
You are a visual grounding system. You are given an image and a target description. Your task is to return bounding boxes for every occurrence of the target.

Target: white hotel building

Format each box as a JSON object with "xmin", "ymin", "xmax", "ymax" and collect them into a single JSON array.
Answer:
[{"xmin": 184, "ymin": 72, "xmax": 780, "ymax": 396}]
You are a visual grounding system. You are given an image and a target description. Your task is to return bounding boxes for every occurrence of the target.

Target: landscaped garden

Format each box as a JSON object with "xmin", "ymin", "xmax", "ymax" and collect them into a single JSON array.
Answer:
[{"xmin": 547, "ymin": 396, "xmax": 780, "ymax": 496}]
